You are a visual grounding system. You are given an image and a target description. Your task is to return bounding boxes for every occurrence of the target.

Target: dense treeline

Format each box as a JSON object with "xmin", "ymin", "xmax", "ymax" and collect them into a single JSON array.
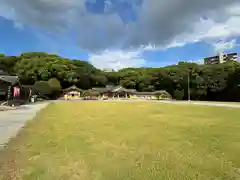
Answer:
[{"xmin": 1, "ymin": 52, "xmax": 240, "ymax": 101}]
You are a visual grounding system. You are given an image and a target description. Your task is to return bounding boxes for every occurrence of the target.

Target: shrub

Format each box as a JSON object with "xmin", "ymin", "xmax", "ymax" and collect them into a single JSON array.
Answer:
[{"xmin": 174, "ymin": 90, "xmax": 184, "ymax": 100}]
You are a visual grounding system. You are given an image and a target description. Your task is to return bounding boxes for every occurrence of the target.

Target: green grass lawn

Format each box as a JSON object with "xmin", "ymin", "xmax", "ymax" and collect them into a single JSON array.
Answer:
[{"xmin": 1, "ymin": 101, "xmax": 240, "ymax": 180}]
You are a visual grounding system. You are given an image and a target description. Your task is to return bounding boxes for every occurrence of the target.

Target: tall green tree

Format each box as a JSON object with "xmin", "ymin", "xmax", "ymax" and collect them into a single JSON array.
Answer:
[{"xmin": 2, "ymin": 52, "xmax": 240, "ymax": 102}]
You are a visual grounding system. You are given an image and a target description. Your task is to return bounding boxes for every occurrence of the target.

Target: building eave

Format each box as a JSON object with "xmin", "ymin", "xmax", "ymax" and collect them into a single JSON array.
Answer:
[
  {"xmin": 0, "ymin": 75, "xmax": 19, "ymax": 85},
  {"xmin": 63, "ymin": 85, "xmax": 83, "ymax": 92}
]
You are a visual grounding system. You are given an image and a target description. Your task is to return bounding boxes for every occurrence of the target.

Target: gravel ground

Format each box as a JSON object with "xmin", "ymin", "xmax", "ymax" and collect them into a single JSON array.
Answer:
[{"xmin": 0, "ymin": 102, "xmax": 49, "ymax": 149}]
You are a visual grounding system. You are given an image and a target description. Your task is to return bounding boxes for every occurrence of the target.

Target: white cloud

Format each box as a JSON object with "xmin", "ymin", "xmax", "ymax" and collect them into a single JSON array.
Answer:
[
  {"xmin": 88, "ymin": 49, "xmax": 145, "ymax": 70},
  {"xmin": 1, "ymin": 0, "xmax": 240, "ymax": 50},
  {"xmin": 211, "ymin": 39, "xmax": 237, "ymax": 53},
  {"xmin": 196, "ymin": 59, "xmax": 204, "ymax": 65},
  {"xmin": 1, "ymin": 0, "xmax": 240, "ymax": 69},
  {"xmin": 144, "ymin": 3, "xmax": 240, "ymax": 51},
  {"xmin": 163, "ymin": 15, "xmax": 240, "ymax": 50}
]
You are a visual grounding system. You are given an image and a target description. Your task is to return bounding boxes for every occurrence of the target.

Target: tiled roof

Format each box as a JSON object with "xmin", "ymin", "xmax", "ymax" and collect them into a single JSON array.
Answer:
[
  {"xmin": 92, "ymin": 88, "xmax": 106, "ymax": 92},
  {"xmin": 0, "ymin": 75, "xmax": 19, "ymax": 85},
  {"xmin": 136, "ymin": 90, "xmax": 168, "ymax": 96},
  {"xmin": 112, "ymin": 86, "xmax": 125, "ymax": 92},
  {"xmin": 93, "ymin": 85, "xmax": 133, "ymax": 93},
  {"xmin": 135, "ymin": 92, "xmax": 156, "ymax": 95},
  {"xmin": 125, "ymin": 89, "xmax": 137, "ymax": 93},
  {"xmin": 63, "ymin": 85, "xmax": 83, "ymax": 92},
  {"xmin": 154, "ymin": 90, "xmax": 168, "ymax": 94}
]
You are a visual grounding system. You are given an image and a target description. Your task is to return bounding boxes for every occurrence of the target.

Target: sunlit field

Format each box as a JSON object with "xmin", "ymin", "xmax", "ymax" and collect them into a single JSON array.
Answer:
[{"xmin": 1, "ymin": 101, "xmax": 240, "ymax": 180}]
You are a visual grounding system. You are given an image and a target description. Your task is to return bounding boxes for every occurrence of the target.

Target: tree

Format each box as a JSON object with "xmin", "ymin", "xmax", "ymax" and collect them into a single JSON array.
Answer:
[
  {"xmin": 48, "ymin": 78, "xmax": 62, "ymax": 99},
  {"xmin": 105, "ymin": 71, "xmax": 120, "ymax": 85},
  {"xmin": 1, "ymin": 51, "xmax": 240, "ymax": 102},
  {"xmin": 0, "ymin": 56, "xmax": 18, "ymax": 74},
  {"xmin": 48, "ymin": 78, "xmax": 62, "ymax": 91},
  {"xmin": 32, "ymin": 81, "xmax": 52, "ymax": 98}
]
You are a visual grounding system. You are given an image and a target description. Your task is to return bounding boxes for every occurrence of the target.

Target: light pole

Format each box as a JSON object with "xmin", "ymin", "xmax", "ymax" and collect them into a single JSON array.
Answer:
[
  {"xmin": 187, "ymin": 61, "xmax": 193, "ymax": 102},
  {"xmin": 187, "ymin": 70, "xmax": 191, "ymax": 101}
]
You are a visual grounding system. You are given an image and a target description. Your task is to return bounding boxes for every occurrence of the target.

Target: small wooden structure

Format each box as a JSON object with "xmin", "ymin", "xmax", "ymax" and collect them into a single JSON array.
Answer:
[
  {"xmin": 0, "ymin": 70, "xmax": 20, "ymax": 101},
  {"xmin": 62, "ymin": 85, "xmax": 83, "ymax": 100}
]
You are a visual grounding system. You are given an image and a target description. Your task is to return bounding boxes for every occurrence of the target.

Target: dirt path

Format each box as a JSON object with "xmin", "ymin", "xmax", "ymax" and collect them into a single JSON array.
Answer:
[{"xmin": 0, "ymin": 102, "xmax": 49, "ymax": 149}]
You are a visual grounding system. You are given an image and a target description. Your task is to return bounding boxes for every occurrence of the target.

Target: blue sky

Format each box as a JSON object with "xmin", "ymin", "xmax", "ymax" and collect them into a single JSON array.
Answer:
[
  {"xmin": 0, "ymin": 17, "xmax": 89, "ymax": 60},
  {"xmin": 0, "ymin": 0, "xmax": 240, "ymax": 70}
]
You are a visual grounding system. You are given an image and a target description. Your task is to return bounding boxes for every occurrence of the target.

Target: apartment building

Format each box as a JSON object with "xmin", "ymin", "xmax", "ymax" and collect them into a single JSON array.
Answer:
[{"xmin": 204, "ymin": 52, "xmax": 238, "ymax": 65}]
